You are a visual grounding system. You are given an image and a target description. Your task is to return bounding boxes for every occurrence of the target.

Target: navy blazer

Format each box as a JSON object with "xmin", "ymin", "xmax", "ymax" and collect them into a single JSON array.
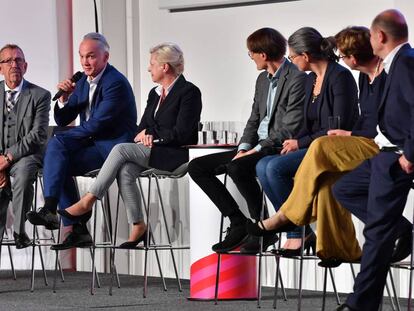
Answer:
[
  {"xmin": 138, "ymin": 75, "xmax": 202, "ymax": 171},
  {"xmin": 53, "ymin": 64, "xmax": 137, "ymax": 158},
  {"xmin": 377, "ymin": 43, "xmax": 414, "ymax": 162},
  {"xmin": 297, "ymin": 61, "xmax": 359, "ymax": 148}
]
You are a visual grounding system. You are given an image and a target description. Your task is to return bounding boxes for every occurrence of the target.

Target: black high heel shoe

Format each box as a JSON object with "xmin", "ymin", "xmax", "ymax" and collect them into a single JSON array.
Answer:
[
  {"xmin": 275, "ymin": 232, "xmax": 316, "ymax": 257},
  {"xmin": 318, "ymin": 256, "xmax": 361, "ymax": 268},
  {"xmin": 318, "ymin": 258, "xmax": 343, "ymax": 268},
  {"xmin": 119, "ymin": 230, "xmax": 148, "ymax": 249},
  {"xmin": 57, "ymin": 209, "xmax": 92, "ymax": 224},
  {"xmin": 246, "ymin": 219, "xmax": 297, "ymax": 237}
]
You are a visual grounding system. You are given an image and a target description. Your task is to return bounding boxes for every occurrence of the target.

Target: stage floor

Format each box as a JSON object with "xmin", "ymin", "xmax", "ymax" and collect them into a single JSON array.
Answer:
[{"xmin": 0, "ymin": 270, "xmax": 405, "ymax": 310}]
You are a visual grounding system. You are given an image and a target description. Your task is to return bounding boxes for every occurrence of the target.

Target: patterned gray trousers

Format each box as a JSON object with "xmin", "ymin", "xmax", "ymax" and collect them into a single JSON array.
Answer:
[{"xmin": 90, "ymin": 143, "xmax": 151, "ymax": 224}]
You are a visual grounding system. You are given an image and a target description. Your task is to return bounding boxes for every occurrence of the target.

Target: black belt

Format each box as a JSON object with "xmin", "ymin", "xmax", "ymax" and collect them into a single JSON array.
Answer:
[{"xmin": 380, "ymin": 146, "xmax": 403, "ymax": 154}]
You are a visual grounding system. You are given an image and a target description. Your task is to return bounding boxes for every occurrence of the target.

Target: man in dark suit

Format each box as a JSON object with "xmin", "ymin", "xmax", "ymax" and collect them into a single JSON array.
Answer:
[
  {"xmin": 333, "ymin": 10, "xmax": 414, "ymax": 311},
  {"xmin": 27, "ymin": 33, "xmax": 137, "ymax": 250},
  {"xmin": 188, "ymin": 28, "xmax": 307, "ymax": 254},
  {"xmin": 0, "ymin": 44, "xmax": 50, "ymax": 248}
]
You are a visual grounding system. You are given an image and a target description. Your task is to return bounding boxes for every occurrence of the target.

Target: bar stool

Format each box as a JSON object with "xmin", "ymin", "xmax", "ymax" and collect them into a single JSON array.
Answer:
[
  {"xmin": 273, "ymin": 226, "xmax": 340, "ymax": 310},
  {"xmin": 0, "ymin": 230, "xmax": 17, "ymax": 280},
  {"xmin": 0, "ymin": 170, "xmax": 61, "ymax": 291},
  {"xmin": 52, "ymin": 169, "xmax": 120, "ymax": 295},
  {"xmin": 320, "ymin": 260, "xmax": 398, "ymax": 311},
  {"xmin": 30, "ymin": 171, "xmax": 64, "ymax": 291},
  {"xmin": 213, "ymin": 174, "xmax": 287, "ymax": 308},
  {"xmin": 110, "ymin": 162, "xmax": 189, "ymax": 297}
]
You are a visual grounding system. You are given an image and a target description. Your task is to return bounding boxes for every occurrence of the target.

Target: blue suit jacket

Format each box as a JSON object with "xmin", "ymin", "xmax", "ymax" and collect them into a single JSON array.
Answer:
[
  {"xmin": 297, "ymin": 61, "xmax": 359, "ymax": 148},
  {"xmin": 53, "ymin": 64, "xmax": 137, "ymax": 158},
  {"xmin": 377, "ymin": 43, "xmax": 414, "ymax": 162}
]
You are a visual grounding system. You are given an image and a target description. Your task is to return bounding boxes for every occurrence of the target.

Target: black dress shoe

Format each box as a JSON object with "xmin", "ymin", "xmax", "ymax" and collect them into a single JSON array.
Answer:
[
  {"xmin": 391, "ymin": 232, "xmax": 412, "ymax": 263},
  {"xmin": 119, "ymin": 230, "xmax": 148, "ymax": 249},
  {"xmin": 240, "ymin": 234, "xmax": 279, "ymax": 254},
  {"xmin": 318, "ymin": 258, "xmax": 343, "ymax": 268},
  {"xmin": 246, "ymin": 219, "xmax": 296, "ymax": 237},
  {"xmin": 57, "ymin": 209, "xmax": 92, "ymax": 224},
  {"xmin": 13, "ymin": 232, "xmax": 32, "ymax": 249},
  {"xmin": 336, "ymin": 303, "xmax": 355, "ymax": 310},
  {"xmin": 26, "ymin": 207, "xmax": 59, "ymax": 230},
  {"xmin": 275, "ymin": 232, "xmax": 316, "ymax": 257},
  {"xmin": 212, "ymin": 224, "xmax": 248, "ymax": 253},
  {"xmin": 51, "ymin": 231, "xmax": 93, "ymax": 250}
]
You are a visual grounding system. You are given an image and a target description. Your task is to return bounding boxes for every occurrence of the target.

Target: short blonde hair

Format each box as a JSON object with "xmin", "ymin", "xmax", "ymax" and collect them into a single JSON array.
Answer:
[{"xmin": 150, "ymin": 43, "xmax": 184, "ymax": 75}]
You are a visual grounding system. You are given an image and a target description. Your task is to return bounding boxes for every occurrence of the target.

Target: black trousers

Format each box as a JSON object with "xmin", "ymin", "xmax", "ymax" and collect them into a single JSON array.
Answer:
[{"xmin": 188, "ymin": 149, "xmax": 272, "ymax": 221}]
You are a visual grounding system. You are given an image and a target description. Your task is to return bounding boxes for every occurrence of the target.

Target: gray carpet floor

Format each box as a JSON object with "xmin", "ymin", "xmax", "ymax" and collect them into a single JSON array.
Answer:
[{"xmin": 0, "ymin": 270, "xmax": 406, "ymax": 310}]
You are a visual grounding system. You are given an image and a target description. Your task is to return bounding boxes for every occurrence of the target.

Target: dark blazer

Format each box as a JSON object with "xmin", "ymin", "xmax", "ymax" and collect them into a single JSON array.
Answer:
[
  {"xmin": 377, "ymin": 43, "xmax": 414, "ymax": 162},
  {"xmin": 53, "ymin": 64, "xmax": 137, "ymax": 158},
  {"xmin": 239, "ymin": 60, "xmax": 307, "ymax": 149},
  {"xmin": 0, "ymin": 80, "xmax": 50, "ymax": 160},
  {"xmin": 297, "ymin": 61, "xmax": 359, "ymax": 148},
  {"xmin": 137, "ymin": 75, "xmax": 202, "ymax": 171},
  {"xmin": 351, "ymin": 71, "xmax": 386, "ymax": 138}
]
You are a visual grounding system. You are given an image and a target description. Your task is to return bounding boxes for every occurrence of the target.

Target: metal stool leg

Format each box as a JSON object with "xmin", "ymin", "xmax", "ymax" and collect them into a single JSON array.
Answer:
[
  {"xmin": 109, "ymin": 190, "xmax": 121, "ymax": 295},
  {"xmin": 36, "ymin": 227, "xmax": 48, "ymax": 285},
  {"xmin": 214, "ymin": 216, "xmax": 225, "ymax": 304},
  {"xmin": 257, "ymin": 241, "xmax": 263, "ymax": 308},
  {"xmin": 297, "ymin": 227, "xmax": 306, "ymax": 311},
  {"xmin": 143, "ymin": 177, "xmax": 152, "ymax": 298},
  {"xmin": 278, "ymin": 260, "xmax": 288, "ymax": 301},
  {"xmin": 214, "ymin": 174, "xmax": 227, "ymax": 304},
  {"xmin": 154, "ymin": 176, "xmax": 182, "ymax": 292},
  {"xmin": 328, "ymin": 267, "xmax": 341, "ymax": 305},
  {"xmin": 52, "ymin": 221, "xmax": 63, "ymax": 293},
  {"xmin": 387, "ymin": 269, "xmax": 399, "ymax": 311},
  {"xmin": 101, "ymin": 190, "xmax": 120, "ymax": 289},
  {"xmin": 273, "ymin": 234, "xmax": 287, "ymax": 309},
  {"xmin": 322, "ymin": 267, "xmax": 328, "ymax": 311},
  {"xmin": 138, "ymin": 178, "xmax": 167, "ymax": 296},
  {"xmin": 90, "ymin": 200, "xmax": 99, "ymax": 295},
  {"xmin": 7, "ymin": 244, "xmax": 16, "ymax": 280},
  {"xmin": 38, "ymin": 175, "xmax": 64, "ymax": 283},
  {"xmin": 30, "ymin": 176, "xmax": 49, "ymax": 291}
]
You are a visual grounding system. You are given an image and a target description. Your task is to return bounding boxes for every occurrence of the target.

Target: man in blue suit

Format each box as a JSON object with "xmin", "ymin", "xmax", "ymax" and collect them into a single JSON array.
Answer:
[
  {"xmin": 27, "ymin": 33, "xmax": 137, "ymax": 249},
  {"xmin": 333, "ymin": 10, "xmax": 414, "ymax": 311}
]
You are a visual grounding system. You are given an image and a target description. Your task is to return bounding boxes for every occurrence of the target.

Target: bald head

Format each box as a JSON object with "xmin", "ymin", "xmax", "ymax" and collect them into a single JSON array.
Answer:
[{"xmin": 372, "ymin": 9, "xmax": 408, "ymax": 42}]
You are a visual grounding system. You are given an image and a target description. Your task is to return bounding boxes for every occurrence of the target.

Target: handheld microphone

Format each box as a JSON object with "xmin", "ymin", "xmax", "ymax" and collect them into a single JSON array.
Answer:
[{"xmin": 52, "ymin": 71, "xmax": 83, "ymax": 101}]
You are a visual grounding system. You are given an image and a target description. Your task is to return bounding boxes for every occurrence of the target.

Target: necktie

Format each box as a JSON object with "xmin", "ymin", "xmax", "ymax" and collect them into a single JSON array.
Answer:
[{"xmin": 6, "ymin": 90, "xmax": 17, "ymax": 113}]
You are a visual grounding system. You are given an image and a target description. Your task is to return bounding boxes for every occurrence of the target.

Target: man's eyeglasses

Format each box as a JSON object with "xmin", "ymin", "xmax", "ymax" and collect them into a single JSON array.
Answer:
[
  {"xmin": 288, "ymin": 54, "xmax": 302, "ymax": 62},
  {"xmin": 0, "ymin": 58, "xmax": 25, "ymax": 66},
  {"xmin": 338, "ymin": 54, "xmax": 348, "ymax": 59},
  {"xmin": 248, "ymin": 51, "xmax": 255, "ymax": 58}
]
